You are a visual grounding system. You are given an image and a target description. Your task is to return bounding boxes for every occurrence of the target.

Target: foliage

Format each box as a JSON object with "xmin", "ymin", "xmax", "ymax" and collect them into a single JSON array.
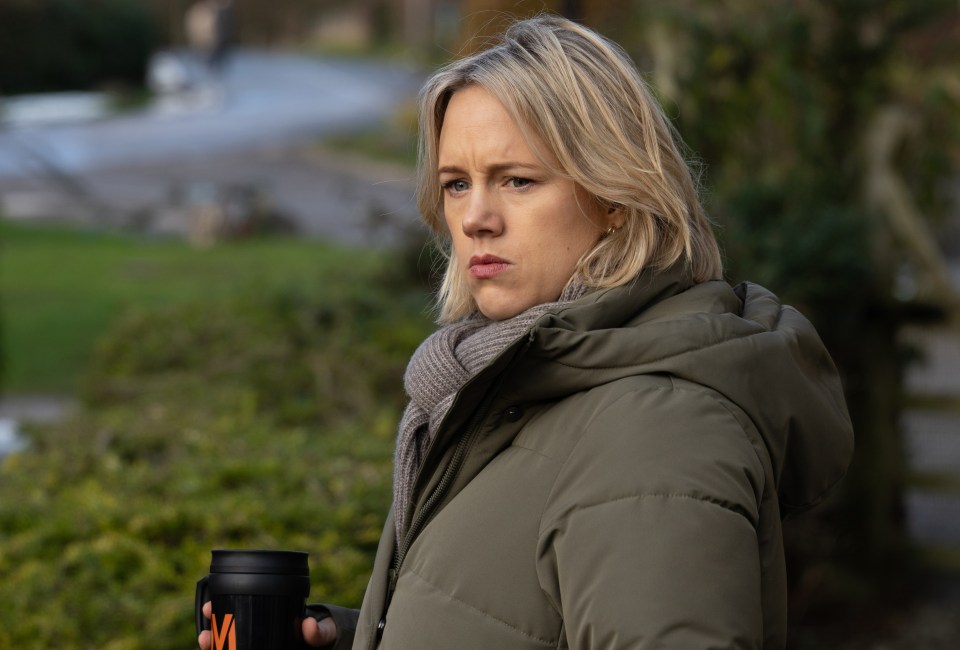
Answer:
[
  {"xmin": 82, "ymin": 283, "xmax": 430, "ymax": 426},
  {"xmin": 0, "ymin": 219, "xmax": 401, "ymax": 393},
  {"xmin": 530, "ymin": 1, "xmax": 960, "ymax": 637},
  {"xmin": 0, "ymin": 0, "xmax": 157, "ymax": 94},
  {"xmin": 606, "ymin": 0, "xmax": 960, "ymax": 619},
  {"xmin": 0, "ymin": 263, "xmax": 433, "ymax": 648}
]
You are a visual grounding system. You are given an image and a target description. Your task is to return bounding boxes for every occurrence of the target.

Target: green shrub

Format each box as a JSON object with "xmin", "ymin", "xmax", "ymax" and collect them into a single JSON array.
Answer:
[{"xmin": 0, "ymin": 280, "xmax": 432, "ymax": 648}]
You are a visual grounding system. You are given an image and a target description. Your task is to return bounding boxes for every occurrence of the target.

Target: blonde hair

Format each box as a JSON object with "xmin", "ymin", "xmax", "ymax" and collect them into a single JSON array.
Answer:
[{"xmin": 418, "ymin": 15, "xmax": 723, "ymax": 322}]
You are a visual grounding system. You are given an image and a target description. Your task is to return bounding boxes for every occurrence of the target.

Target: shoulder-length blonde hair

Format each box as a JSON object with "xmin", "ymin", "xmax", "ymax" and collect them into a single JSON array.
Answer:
[{"xmin": 418, "ymin": 15, "xmax": 723, "ymax": 323}]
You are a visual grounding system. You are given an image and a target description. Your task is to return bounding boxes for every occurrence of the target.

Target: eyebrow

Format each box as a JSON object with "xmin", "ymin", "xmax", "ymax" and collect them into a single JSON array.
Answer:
[{"xmin": 437, "ymin": 162, "xmax": 542, "ymax": 176}]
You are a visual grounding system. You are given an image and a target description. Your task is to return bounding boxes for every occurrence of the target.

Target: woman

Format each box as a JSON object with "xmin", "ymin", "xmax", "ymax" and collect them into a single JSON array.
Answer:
[{"xmin": 201, "ymin": 15, "xmax": 853, "ymax": 650}]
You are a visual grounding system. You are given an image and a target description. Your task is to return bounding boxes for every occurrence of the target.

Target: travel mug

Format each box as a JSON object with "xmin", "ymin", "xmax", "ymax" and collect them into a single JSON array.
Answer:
[{"xmin": 195, "ymin": 549, "xmax": 311, "ymax": 650}]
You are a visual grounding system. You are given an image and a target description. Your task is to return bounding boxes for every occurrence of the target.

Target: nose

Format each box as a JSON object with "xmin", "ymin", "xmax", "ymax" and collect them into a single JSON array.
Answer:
[{"xmin": 460, "ymin": 187, "xmax": 503, "ymax": 238}]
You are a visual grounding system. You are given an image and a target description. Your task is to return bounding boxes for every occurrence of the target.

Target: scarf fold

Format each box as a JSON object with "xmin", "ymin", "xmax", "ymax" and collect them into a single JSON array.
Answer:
[{"xmin": 393, "ymin": 282, "xmax": 588, "ymax": 538}]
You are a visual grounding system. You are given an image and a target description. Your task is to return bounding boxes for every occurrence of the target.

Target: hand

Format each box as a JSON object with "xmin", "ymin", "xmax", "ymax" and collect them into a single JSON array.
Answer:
[
  {"xmin": 197, "ymin": 601, "xmax": 337, "ymax": 648},
  {"xmin": 302, "ymin": 614, "xmax": 338, "ymax": 647},
  {"xmin": 197, "ymin": 601, "xmax": 212, "ymax": 650}
]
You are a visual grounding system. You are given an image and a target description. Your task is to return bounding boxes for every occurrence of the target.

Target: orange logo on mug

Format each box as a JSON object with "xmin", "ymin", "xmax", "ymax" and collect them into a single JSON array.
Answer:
[{"xmin": 211, "ymin": 613, "xmax": 236, "ymax": 650}]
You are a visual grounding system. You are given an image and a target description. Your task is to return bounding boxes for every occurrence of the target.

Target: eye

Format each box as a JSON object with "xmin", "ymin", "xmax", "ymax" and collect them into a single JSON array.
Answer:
[
  {"xmin": 442, "ymin": 179, "xmax": 470, "ymax": 194},
  {"xmin": 508, "ymin": 177, "xmax": 534, "ymax": 189}
]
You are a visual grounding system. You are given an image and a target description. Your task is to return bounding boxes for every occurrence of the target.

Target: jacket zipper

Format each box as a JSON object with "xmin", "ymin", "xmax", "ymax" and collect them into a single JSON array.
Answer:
[
  {"xmin": 372, "ymin": 388, "xmax": 500, "ymax": 647},
  {"xmin": 371, "ymin": 328, "xmax": 537, "ymax": 648}
]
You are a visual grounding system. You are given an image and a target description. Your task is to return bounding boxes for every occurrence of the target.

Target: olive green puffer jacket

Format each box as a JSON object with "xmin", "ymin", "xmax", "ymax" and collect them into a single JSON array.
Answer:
[{"xmin": 319, "ymin": 265, "xmax": 854, "ymax": 649}]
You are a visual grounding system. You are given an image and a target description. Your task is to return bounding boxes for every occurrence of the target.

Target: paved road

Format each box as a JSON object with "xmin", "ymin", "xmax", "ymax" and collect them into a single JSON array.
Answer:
[
  {"xmin": 0, "ymin": 50, "xmax": 425, "ymax": 245},
  {"xmin": 0, "ymin": 50, "xmax": 422, "ymax": 176}
]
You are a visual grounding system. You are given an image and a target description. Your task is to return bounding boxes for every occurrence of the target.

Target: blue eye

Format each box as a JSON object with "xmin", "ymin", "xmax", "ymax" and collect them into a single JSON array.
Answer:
[
  {"xmin": 509, "ymin": 177, "xmax": 533, "ymax": 189},
  {"xmin": 443, "ymin": 179, "xmax": 469, "ymax": 193}
]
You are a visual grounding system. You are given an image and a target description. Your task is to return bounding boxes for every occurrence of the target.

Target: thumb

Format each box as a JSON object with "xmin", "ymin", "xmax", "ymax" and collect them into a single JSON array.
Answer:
[{"xmin": 302, "ymin": 615, "xmax": 338, "ymax": 647}]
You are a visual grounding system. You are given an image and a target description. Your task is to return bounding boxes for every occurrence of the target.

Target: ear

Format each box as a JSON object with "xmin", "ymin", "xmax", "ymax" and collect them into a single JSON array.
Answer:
[{"xmin": 605, "ymin": 203, "xmax": 625, "ymax": 230}]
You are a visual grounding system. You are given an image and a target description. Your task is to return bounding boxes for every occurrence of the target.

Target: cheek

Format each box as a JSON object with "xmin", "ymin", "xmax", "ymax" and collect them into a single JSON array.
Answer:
[
  {"xmin": 547, "ymin": 194, "xmax": 603, "ymax": 253},
  {"xmin": 544, "ymin": 223, "xmax": 598, "ymax": 264},
  {"xmin": 528, "ymin": 236, "xmax": 584, "ymax": 289},
  {"xmin": 447, "ymin": 227, "xmax": 473, "ymax": 268},
  {"xmin": 442, "ymin": 204, "xmax": 455, "ymax": 233}
]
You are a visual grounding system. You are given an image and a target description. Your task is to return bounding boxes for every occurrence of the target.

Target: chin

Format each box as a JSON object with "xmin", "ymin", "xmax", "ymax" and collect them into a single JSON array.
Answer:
[{"xmin": 476, "ymin": 299, "xmax": 527, "ymax": 321}]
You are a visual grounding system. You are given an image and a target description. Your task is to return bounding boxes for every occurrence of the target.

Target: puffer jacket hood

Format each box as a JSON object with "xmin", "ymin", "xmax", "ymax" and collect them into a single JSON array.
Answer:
[
  {"xmin": 339, "ymin": 262, "xmax": 855, "ymax": 650},
  {"xmin": 503, "ymin": 263, "xmax": 854, "ymax": 516}
]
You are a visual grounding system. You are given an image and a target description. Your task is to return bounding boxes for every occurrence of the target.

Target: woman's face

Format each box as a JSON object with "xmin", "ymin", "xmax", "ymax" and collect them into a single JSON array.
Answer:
[{"xmin": 438, "ymin": 85, "xmax": 609, "ymax": 321}]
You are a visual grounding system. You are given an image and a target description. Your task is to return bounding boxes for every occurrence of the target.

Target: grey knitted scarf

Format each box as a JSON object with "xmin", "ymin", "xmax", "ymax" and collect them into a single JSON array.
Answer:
[{"xmin": 393, "ymin": 282, "xmax": 588, "ymax": 538}]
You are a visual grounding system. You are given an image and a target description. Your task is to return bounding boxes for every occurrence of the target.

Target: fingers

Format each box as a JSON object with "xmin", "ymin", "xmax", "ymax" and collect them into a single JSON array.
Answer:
[
  {"xmin": 199, "ymin": 601, "xmax": 334, "ymax": 648},
  {"xmin": 302, "ymin": 615, "xmax": 338, "ymax": 647},
  {"xmin": 198, "ymin": 601, "xmax": 212, "ymax": 649}
]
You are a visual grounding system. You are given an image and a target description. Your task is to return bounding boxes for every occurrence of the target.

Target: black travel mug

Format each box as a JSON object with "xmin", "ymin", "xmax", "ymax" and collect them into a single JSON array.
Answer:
[{"xmin": 195, "ymin": 549, "xmax": 311, "ymax": 650}]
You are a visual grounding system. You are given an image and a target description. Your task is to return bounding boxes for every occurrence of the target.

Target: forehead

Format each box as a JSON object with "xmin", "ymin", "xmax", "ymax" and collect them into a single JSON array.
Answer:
[
  {"xmin": 438, "ymin": 85, "xmax": 550, "ymax": 164},
  {"xmin": 442, "ymin": 85, "xmax": 514, "ymax": 127}
]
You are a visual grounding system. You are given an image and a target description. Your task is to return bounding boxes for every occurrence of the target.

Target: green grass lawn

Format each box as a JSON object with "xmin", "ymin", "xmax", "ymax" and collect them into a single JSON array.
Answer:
[{"xmin": 0, "ymin": 219, "xmax": 390, "ymax": 393}]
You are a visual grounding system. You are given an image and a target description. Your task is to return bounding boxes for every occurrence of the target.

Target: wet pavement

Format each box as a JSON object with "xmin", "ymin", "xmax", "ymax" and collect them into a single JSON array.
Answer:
[
  {"xmin": 0, "ymin": 49, "xmax": 423, "ymax": 176},
  {"xmin": 0, "ymin": 144, "xmax": 422, "ymax": 246},
  {"xmin": 0, "ymin": 49, "xmax": 424, "ymax": 246}
]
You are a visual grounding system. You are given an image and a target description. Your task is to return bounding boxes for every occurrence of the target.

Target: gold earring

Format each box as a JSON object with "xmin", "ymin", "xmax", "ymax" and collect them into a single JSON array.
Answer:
[{"xmin": 605, "ymin": 225, "xmax": 619, "ymax": 237}]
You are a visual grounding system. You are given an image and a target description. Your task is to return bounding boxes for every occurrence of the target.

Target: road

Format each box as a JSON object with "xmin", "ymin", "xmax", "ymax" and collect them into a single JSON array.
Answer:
[
  {"xmin": 0, "ymin": 49, "xmax": 424, "ymax": 244},
  {"xmin": 0, "ymin": 49, "xmax": 422, "ymax": 176}
]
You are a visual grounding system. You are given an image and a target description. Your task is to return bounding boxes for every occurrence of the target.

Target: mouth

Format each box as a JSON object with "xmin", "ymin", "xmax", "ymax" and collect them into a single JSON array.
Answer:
[{"xmin": 469, "ymin": 254, "xmax": 510, "ymax": 279}]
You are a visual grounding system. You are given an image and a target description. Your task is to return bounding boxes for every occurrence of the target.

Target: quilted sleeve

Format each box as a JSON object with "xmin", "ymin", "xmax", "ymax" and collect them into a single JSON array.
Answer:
[{"xmin": 536, "ymin": 382, "xmax": 769, "ymax": 649}]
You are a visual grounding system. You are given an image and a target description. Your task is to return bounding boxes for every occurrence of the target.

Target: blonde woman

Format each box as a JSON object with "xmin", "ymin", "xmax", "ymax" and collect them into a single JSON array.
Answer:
[{"xmin": 201, "ymin": 15, "xmax": 853, "ymax": 650}]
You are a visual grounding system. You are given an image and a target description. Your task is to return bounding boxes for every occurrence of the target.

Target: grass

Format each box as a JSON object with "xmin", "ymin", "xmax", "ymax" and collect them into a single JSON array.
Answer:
[
  {"xmin": 0, "ymin": 266, "xmax": 428, "ymax": 648},
  {"xmin": 0, "ymin": 218, "xmax": 434, "ymax": 647},
  {"xmin": 0, "ymin": 219, "xmax": 397, "ymax": 393}
]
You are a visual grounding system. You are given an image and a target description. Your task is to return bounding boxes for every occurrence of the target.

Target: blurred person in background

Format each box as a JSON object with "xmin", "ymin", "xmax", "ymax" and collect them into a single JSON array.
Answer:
[
  {"xmin": 200, "ymin": 14, "xmax": 854, "ymax": 649},
  {"xmin": 185, "ymin": 0, "xmax": 234, "ymax": 78}
]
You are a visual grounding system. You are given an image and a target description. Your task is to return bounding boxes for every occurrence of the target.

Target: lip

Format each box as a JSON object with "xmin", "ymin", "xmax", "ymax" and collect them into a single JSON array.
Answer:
[{"xmin": 469, "ymin": 254, "xmax": 511, "ymax": 279}]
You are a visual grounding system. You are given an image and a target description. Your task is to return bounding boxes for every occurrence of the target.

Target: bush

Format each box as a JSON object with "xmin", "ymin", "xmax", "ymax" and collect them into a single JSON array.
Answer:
[
  {"xmin": 0, "ymin": 280, "xmax": 432, "ymax": 648},
  {"xmin": 0, "ymin": 0, "xmax": 157, "ymax": 94}
]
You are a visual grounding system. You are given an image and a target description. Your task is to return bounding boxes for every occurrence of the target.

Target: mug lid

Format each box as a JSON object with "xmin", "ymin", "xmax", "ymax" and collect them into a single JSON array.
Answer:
[{"xmin": 210, "ymin": 549, "xmax": 309, "ymax": 576}]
